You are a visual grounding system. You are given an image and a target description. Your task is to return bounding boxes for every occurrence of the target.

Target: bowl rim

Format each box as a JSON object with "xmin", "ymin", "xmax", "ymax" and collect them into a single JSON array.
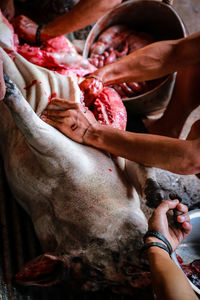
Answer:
[
  {"xmin": 122, "ymin": 74, "xmax": 173, "ymax": 102},
  {"xmin": 83, "ymin": 0, "xmax": 187, "ymax": 58},
  {"xmin": 83, "ymin": 0, "xmax": 186, "ymax": 101}
]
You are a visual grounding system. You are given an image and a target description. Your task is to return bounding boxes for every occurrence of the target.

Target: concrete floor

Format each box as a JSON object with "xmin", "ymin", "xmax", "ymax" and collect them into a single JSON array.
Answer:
[{"xmin": 173, "ymin": 0, "xmax": 200, "ymax": 34}]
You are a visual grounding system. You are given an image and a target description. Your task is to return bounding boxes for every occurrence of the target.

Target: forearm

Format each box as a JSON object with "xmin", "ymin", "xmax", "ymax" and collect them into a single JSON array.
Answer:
[
  {"xmin": 41, "ymin": 0, "xmax": 121, "ymax": 39},
  {"xmin": 94, "ymin": 32, "xmax": 200, "ymax": 85},
  {"xmin": 148, "ymin": 247, "xmax": 198, "ymax": 300},
  {"xmin": 84, "ymin": 123, "xmax": 199, "ymax": 175}
]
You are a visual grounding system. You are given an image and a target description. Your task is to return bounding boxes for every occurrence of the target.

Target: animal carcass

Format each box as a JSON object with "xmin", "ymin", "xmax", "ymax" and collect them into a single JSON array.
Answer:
[{"xmin": 0, "ymin": 12, "xmax": 162, "ymax": 294}]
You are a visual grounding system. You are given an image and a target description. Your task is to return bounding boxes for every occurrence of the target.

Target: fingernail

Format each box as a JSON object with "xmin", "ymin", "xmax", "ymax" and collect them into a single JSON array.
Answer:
[
  {"xmin": 177, "ymin": 215, "xmax": 184, "ymax": 222},
  {"xmin": 40, "ymin": 115, "xmax": 47, "ymax": 121}
]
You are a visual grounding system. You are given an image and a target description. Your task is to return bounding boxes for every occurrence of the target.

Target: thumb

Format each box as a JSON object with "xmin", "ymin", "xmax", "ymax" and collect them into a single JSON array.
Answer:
[{"xmin": 156, "ymin": 199, "xmax": 179, "ymax": 215}]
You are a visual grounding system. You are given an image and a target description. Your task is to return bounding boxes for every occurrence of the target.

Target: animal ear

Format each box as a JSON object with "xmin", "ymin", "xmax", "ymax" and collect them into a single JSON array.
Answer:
[{"xmin": 14, "ymin": 254, "xmax": 69, "ymax": 287}]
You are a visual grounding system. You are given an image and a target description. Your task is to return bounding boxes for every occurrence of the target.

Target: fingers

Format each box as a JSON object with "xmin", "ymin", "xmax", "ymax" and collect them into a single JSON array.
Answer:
[
  {"xmin": 41, "ymin": 116, "xmax": 61, "ymax": 129},
  {"xmin": 41, "ymin": 116, "xmax": 75, "ymax": 130},
  {"xmin": 176, "ymin": 213, "xmax": 190, "ymax": 224},
  {"xmin": 11, "ymin": 15, "xmax": 25, "ymax": 30},
  {"xmin": 155, "ymin": 199, "xmax": 179, "ymax": 215},
  {"xmin": 175, "ymin": 204, "xmax": 191, "ymax": 234},
  {"xmin": 44, "ymin": 116, "xmax": 63, "ymax": 123},
  {"xmin": 127, "ymin": 82, "xmax": 143, "ymax": 93},
  {"xmin": 176, "ymin": 203, "xmax": 188, "ymax": 214},
  {"xmin": 171, "ymin": 202, "xmax": 191, "ymax": 235},
  {"xmin": 182, "ymin": 221, "xmax": 192, "ymax": 234},
  {"xmin": 49, "ymin": 98, "xmax": 79, "ymax": 109},
  {"xmin": 42, "ymin": 109, "xmax": 69, "ymax": 118}
]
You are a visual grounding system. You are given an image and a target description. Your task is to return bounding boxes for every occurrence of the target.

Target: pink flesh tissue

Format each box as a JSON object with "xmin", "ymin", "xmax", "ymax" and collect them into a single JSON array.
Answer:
[{"xmin": 6, "ymin": 21, "xmax": 127, "ymax": 130}]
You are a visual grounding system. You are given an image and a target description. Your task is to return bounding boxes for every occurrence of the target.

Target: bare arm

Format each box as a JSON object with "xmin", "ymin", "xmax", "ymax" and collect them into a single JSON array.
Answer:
[
  {"xmin": 92, "ymin": 32, "xmax": 200, "ymax": 85},
  {"xmin": 41, "ymin": 0, "xmax": 122, "ymax": 39},
  {"xmin": 12, "ymin": 0, "xmax": 122, "ymax": 43},
  {"xmin": 84, "ymin": 122, "xmax": 200, "ymax": 175},
  {"xmin": 148, "ymin": 248, "xmax": 197, "ymax": 300},
  {"xmin": 42, "ymin": 98, "xmax": 200, "ymax": 175},
  {"xmin": 145, "ymin": 200, "xmax": 197, "ymax": 300}
]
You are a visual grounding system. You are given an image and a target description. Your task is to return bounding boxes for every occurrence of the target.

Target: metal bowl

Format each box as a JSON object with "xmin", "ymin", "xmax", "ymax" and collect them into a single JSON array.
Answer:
[
  {"xmin": 83, "ymin": 0, "xmax": 187, "ymax": 116},
  {"xmin": 172, "ymin": 209, "xmax": 200, "ymax": 295}
]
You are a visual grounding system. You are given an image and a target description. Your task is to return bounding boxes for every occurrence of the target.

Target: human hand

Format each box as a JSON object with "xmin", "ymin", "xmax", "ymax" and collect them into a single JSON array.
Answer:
[
  {"xmin": 41, "ymin": 98, "xmax": 97, "ymax": 143},
  {"xmin": 11, "ymin": 15, "xmax": 38, "ymax": 43},
  {"xmin": 147, "ymin": 200, "xmax": 192, "ymax": 251},
  {"xmin": 1, "ymin": 0, "xmax": 15, "ymax": 20},
  {"xmin": 89, "ymin": 48, "xmax": 117, "ymax": 68},
  {"xmin": 79, "ymin": 77, "xmax": 103, "ymax": 107}
]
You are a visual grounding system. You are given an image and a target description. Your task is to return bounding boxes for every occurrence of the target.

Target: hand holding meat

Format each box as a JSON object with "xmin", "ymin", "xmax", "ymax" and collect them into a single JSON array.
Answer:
[
  {"xmin": 88, "ymin": 25, "xmax": 155, "ymax": 98},
  {"xmin": 147, "ymin": 200, "xmax": 192, "ymax": 251},
  {"xmin": 79, "ymin": 77, "xmax": 103, "ymax": 106},
  {"xmin": 12, "ymin": 15, "xmax": 38, "ymax": 43},
  {"xmin": 42, "ymin": 98, "xmax": 97, "ymax": 143}
]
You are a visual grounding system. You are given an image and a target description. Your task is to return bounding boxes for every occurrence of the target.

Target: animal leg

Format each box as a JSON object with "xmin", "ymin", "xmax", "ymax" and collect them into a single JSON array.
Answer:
[
  {"xmin": 2, "ymin": 73, "xmax": 72, "ymax": 156},
  {"xmin": 125, "ymin": 160, "xmax": 181, "ymax": 208}
]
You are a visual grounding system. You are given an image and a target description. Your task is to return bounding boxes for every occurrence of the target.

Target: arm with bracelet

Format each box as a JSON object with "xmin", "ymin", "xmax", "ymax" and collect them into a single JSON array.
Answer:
[
  {"xmin": 143, "ymin": 200, "xmax": 197, "ymax": 300},
  {"xmin": 12, "ymin": 0, "xmax": 122, "ymax": 44}
]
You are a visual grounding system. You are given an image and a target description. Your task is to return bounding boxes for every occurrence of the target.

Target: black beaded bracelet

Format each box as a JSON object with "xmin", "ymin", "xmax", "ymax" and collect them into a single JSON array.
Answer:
[
  {"xmin": 140, "ymin": 242, "xmax": 170, "ymax": 256},
  {"xmin": 143, "ymin": 230, "xmax": 173, "ymax": 255},
  {"xmin": 36, "ymin": 24, "xmax": 43, "ymax": 45}
]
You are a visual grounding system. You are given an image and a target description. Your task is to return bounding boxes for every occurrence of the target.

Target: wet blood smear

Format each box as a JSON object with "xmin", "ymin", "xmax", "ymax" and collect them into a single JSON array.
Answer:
[
  {"xmin": 48, "ymin": 92, "xmax": 57, "ymax": 103},
  {"xmin": 24, "ymin": 80, "xmax": 40, "ymax": 90},
  {"xmin": 4, "ymin": 49, "xmax": 16, "ymax": 61},
  {"xmin": 108, "ymin": 169, "xmax": 112, "ymax": 172}
]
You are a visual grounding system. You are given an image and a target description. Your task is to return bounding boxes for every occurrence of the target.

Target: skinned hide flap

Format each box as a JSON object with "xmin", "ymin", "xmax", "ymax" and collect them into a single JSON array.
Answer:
[{"xmin": 14, "ymin": 254, "xmax": 69, "ymax": 287}]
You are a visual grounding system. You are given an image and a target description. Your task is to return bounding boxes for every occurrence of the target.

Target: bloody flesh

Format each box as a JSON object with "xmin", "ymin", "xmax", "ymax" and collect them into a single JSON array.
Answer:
[
  {"xmin": 177, "ymin": 255, "xmax": 200, "ymax": 289},
  {"xmin": 89, "ymin": 25, "xmax": 163, "ymax": 98},
  {"xmin": 7, "ymin": 21, "xmax": 127, "ymax": 130}
]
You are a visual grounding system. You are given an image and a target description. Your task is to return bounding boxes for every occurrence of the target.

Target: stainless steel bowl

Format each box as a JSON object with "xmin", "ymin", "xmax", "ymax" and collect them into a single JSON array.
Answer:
[
  {"xmin": 83, "ymin": 0, "xmax": 187, "ymax": 116},
  {"xmin": 172, "ymin": 209, "xmax": 200, "ymax": 295}
]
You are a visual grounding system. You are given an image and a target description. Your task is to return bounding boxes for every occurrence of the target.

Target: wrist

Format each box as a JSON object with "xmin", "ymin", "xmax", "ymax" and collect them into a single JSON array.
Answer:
[
  {"xmin": 83, "ymin": 122, "xmax": 102, "ymax": 146},
  {"xmin": 147, "ymin": 245, "xmax": 170, "ymax": 259},
  {"xmin": 85, "ymin": 72, "xmax": 105, "ymax": 88},
  {"xmin": 92, "ymin": 70, "xmax": 105, "ymax": 84},
  {"xmin": 145, "ymin": 237, "xmax": 169, "ymax": 255},
  {"xmin": 40, "ymin": 25, "xmax": 54, "ymax": 41},
  {"xmin": 145, "ymin": 236, "xmax": 165, "ymax": 245}
]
